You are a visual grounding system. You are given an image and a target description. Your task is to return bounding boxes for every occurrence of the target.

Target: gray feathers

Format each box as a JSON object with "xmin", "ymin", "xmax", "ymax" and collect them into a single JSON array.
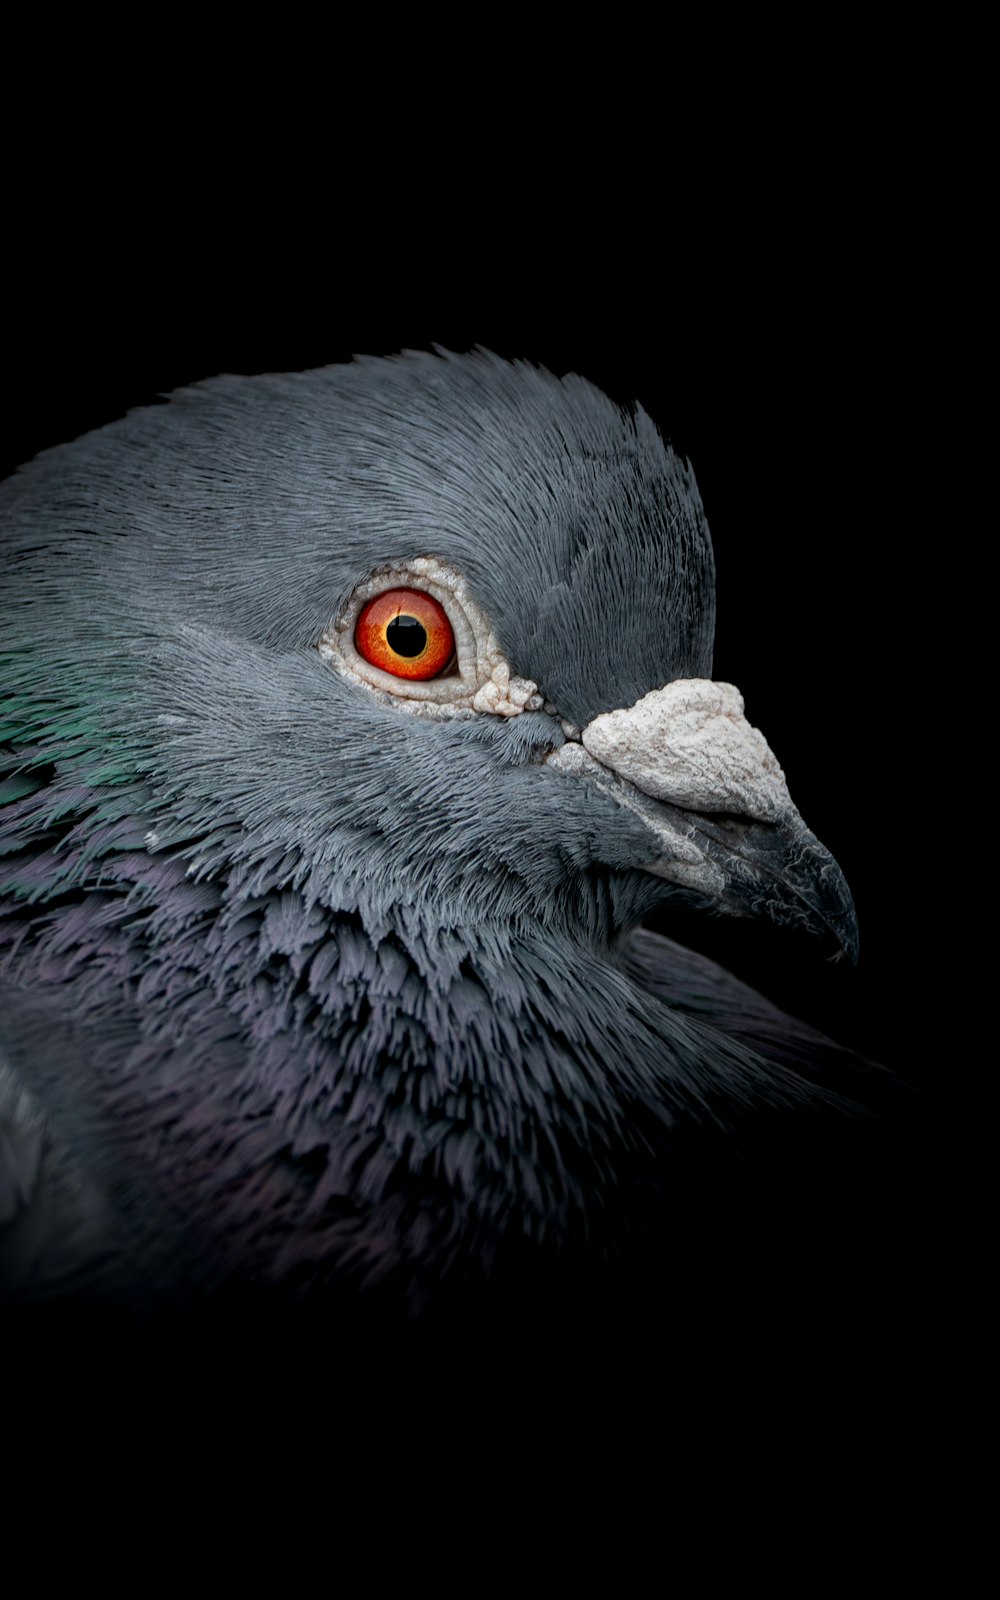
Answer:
[{"xmin": 0, "ymin": 348, "xmax": 865, "ymax": 1313}]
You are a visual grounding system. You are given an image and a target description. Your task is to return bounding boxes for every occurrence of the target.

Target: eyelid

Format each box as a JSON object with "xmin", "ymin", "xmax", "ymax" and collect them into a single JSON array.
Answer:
[
  {"xmin": 318, "ymin": 556, "xmax": 544, "ymax": 719},
  {"xmin": 326, "ymin": 564, "xmax": 480, "ymax": 703}
]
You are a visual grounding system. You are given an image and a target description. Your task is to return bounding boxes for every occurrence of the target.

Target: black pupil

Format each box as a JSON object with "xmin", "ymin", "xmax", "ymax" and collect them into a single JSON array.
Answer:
[{"xmin": 386, "ymin": 614, "xmax": 427, "ymax": 657}]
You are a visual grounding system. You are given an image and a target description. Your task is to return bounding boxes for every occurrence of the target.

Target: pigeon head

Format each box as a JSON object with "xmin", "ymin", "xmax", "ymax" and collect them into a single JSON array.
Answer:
[{"xmin": 0, "ymin": 348, "xmax": 859, "ymax": 1310}]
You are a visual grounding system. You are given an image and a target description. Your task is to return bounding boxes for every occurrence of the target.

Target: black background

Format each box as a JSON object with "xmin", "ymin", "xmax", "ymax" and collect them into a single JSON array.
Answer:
[{"xmin": 3, "ymin": 21, "xmax": 979, "ymax": 1532}]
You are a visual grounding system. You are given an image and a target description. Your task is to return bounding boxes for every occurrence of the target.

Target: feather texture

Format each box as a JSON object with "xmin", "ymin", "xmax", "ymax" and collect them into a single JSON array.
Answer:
[{"xmin": 1, "ymin": 349, "xmax": 878, "ymax": 1315}]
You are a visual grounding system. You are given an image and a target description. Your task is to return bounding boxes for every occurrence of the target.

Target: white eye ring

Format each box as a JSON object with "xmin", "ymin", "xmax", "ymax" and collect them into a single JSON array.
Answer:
[{"xmin": 318, "ymin": 555, "xmax": 543, "ymax": 719}]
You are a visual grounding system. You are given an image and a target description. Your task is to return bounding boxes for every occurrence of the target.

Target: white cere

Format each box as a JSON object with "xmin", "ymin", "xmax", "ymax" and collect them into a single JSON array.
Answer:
[{"xmin": 580, "ymin": 679, "xmax": 794, "ymax": 825}]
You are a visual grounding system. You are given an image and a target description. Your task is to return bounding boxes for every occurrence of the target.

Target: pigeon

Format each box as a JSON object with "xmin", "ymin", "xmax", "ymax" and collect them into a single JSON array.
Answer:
[{"xmin": 0, "ymin": 347, "xmax": 873, "ymax": 1324}]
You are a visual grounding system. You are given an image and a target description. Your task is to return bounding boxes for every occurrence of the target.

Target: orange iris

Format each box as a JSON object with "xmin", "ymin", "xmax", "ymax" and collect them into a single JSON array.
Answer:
[{"xmin": 354, "ymin": 588, "xmax": 456, "ymax": 680}]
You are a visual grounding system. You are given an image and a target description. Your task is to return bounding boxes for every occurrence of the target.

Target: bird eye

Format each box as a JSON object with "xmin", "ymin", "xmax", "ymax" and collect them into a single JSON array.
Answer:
[
  {"xmin": 354, "ymin": 587, "xmax": 456, "ymax": 681},
  {"xmin": 321, "ymin": 555, "xmax": 543, "ymax": 717}
]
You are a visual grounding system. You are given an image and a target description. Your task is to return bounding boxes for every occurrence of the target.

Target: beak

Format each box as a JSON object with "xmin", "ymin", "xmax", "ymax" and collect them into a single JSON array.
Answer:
[{"xmin": 546, "ymin": 679, "xmax": 859, "ymax": 962}]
